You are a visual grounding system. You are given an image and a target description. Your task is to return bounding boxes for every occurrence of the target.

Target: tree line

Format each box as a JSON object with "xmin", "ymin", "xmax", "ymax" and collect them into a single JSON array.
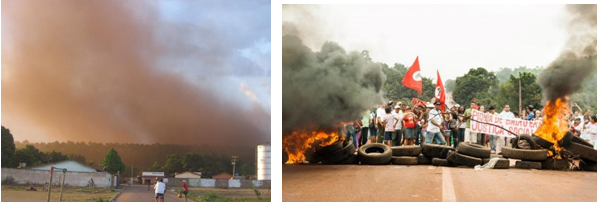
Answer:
[{"xmin": 2, "ymin": 126, "xmax": 258, "ymax": 178}]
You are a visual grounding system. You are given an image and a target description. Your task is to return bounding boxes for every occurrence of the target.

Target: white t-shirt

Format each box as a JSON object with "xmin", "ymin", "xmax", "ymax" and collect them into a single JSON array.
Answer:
[
  {"xmin": 581, "ymin": 123, "xmax": 597, "ymax": 141},
  {"xmin": 376, "ymin": 108, "xmax": 386, "ymax": 124},
  {"xmin": 499, "ymin": 111, "xmax": 515, "ymax": 119},
  {"xmin": 427, "ymin": 108, "xmax": 442, "ymax": 133},
  {"xmin": 392, "ymin": 110, "xmax": 403, "ymax": 130},
  {"xmin": 154, "ymin": 182, "xmax": 166, "ymax": 194}
]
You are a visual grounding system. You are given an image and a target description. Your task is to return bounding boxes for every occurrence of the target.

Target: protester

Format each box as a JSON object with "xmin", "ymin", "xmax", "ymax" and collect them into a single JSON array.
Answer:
[
  {"xmin": 534, "ymin": 110, "xmax": 542, "ymax": 121},
  {"xmin": 354, "ymin": 120, "xmax": 362, "ymax": 148},
  {"xmin": 581, "ymin": 116, "xmax": 597, "ymax": 149},
  {"xmin": 513, "ymin": 112, "xmax": 520, "ymax": 119},
  {"xmin": 449, "ymin": 106, "xmax": 459, "ymax": 147},
  {"xmin": 464, "ymin": 101, "xmax": 477, "ymax": 144},
  {"xmin": 403, "ymin": 106, "xmax": 417, "ymax": 146},
  {"xmin": 487, "ymin": 106, "xmax": 499, "ymax": 153},
  {"xmin": 392, "ymin": 104, "xmax": 404, "ymax": 146},
  {"xmin": 180, "ymin": 180, "xmax": 189, "ymax": 202},
  {"xmin": 443, "ymin": 111, "xmax": 452, "ymax": 146},
  {"xmin": 477, "ymin": 105, "xmax": 487, "ymax": 146},
  {"xmin": 154, "ymin": 178, "xmax": 166, "ymax": 202},
  {"xmin": 425, "ymin": 101, "xmax": 446, "ymax": 145},
  {"xmin": 416, "ymin": 105, "xmax": 428, "ymax": 146},
  {"xmin": 345, "ymin": 122, "xmax": 356, "ymax": 147},
  {"xmin": 498, "ymin": 105, "xmax": 515, "ymax": 154},
  {"xmin": 525, "ymin": 105, "xmax": 535, "ymax": 121},
  {"xmin": 381, "ymin": 106, "xmax": 397, "ymax": 146},
  {"xmin": 455, "ymin": 105, "xmax": 466, "ymax": 147},
  {"xmin": 361, "ymin": 110, "xmax": 370, "ymax": 146},
  {"xmin": 369, "ymin": 109, "xmax": 377, "ymax": 144},
  {"xmin": 571, "ymin": 118, "xmax": 583, "ymax": 136},
  {"xmin": 376, "ymin": 103, "xmax": 387, "ymax": 143}
]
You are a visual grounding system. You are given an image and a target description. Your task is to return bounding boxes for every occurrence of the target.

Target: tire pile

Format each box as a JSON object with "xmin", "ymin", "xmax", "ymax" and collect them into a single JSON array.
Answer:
[{"xmin": 292, "ymin": 132, "xmax": 596, "ymax": 172}]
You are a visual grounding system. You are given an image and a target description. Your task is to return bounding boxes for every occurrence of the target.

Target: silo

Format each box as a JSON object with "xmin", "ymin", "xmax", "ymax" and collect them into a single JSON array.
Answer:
[{"xmin": 256, "ymin": 143, "xmax": 271, "ymax": 180}]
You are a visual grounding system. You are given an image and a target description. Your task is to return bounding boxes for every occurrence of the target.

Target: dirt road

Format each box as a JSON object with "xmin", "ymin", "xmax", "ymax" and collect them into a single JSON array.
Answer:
[
  {"xmin": 114, "ymin": 185, "xmax": 191, "ymax": 202},
  {"xmin": 283, "ymin": 164, "xmax": 597, "ymax": 202}
]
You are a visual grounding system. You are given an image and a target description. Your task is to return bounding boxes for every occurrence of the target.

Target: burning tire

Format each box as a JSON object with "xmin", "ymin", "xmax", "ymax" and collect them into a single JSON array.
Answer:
[
  {"xmin": 510, "ymin": 134, "xmax": 538, "ymax": 150},
  {"xmin": 315, "ymin": 141, "xmax": 344, "ymax": 156},
  {"xmin": 336, "ymin": 154, "xmax": 360, "ymax": 165},
  {"xmin": 571, "ymin": 136, "xmax": 593, "ymax": 148},
  {"xmin": 391, "ymin": 146, "xmax": 422, "ymax": 156},
  {"xmin": 532, "ymin": 135, "xmax": 554, "ymax": 149},
  {"xmin": 515, "ymin": 160, "xmax": 542, "ymax": 169},
  {"xmin": 417, "ymin": 154, "xmax": 432, "ymax": 165},
  {"xmin": 447, "ymin": 150, "xmax": 482, "ymax": 167},
  {"xmin": 358, "ymin": 143, "xmax": 392, "ymax": 165},
  {"xmin": 579, "ymin": 160, "xmax": 597, "ymax": 172},
  {"xmin": 558, "ymin": 131, "xmax": 575, "ymax": 148},
  {"xmin": 566, "ymin": 142, "xmax": 597, "ymax": 162},
  {"xmin": 321, "ymin": 141, "xmax": 356, "ymax": 164},
  {"xmin": 456, "ymin": 142, "xmax": 491, "ymax": 158},
  {"xmin": 482, "ymin": 158, "xmax": 510, "ymax": 169},
  {"xmin": 501, "ymin": 147, "xmax": 548, "ymax": 161},
  {"xmin": 540, "ymin": 159, "xmax": 570, "ymax": 170},
  {"xmin": 422, "ymin": 144, "xmax": 454, "ymax": 159},
  {"xmin": 431, "ymin": 158, "xmax": 456, "ymax": 167},
  {"xmin": 392, "ymin": 156, "xmax": 418, "ymax": 165}
]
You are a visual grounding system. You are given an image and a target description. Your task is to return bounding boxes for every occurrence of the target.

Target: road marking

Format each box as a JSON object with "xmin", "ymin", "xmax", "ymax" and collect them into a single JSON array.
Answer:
[{"xmin": 442, "ymin": 167, "xmax": 457, "ymax": 202}]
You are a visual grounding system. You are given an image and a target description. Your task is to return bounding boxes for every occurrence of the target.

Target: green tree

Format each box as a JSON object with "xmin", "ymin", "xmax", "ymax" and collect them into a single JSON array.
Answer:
[
  {"xmin": 1, "ymin": 126, "xmax": 16, "ymax": 167},
  {"xmin": 147, "ymin": 161, "xmax": 161, "ymax": 172},
  {"xmin": 453, "ymin": 67, "xmax": 499, "ymax": 106},
  {"xmin": 382, "ymin": 63, "xmax": 435, "ymax": 103},
  {"xmin": 13, "ymin": 145, "xmax": 44, "ymax": 167},
  {"xmin": 162, "ymin": 154, "xmax": 184, "ymax": 176},
  {"xmin": 495, "ymin": 72, "xmax": 543, "ymax": 113},
  {"xmin": 46, "ymin": 151, "xmax": 68, "ymax": 163},
  {"xmin": 101, "ymin": 148, "xmax": 126, "ymax": 174},
  {"xmin": 182, "ymin": 153, "xmax": 204, "ymax": 172},
  {"xmin": 68, "ymin": 154, "xmax": 87, "ymax": 163}
]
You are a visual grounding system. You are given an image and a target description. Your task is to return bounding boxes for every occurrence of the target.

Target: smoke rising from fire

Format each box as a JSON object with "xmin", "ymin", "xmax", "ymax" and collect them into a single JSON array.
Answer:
[
  {"xmin": 282, "ymin": 26, "xmax": 386, "ymax": 134},
  {"xmin": 537, "ymin": 4, "xmax": 597, "ymax": 102},
  {"xmin": 1, "ymin": 0, "xmax": 270, "ymax": 145}
]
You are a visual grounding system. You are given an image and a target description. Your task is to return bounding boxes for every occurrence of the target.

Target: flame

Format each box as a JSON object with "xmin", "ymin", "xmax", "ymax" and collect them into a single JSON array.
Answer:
[
  {"xmin": 534, "ymin": 97, "xmax": 570, "ymax": 153},
  {"xmin": 283, "ymin": 130, "xmax": 342, "ymax": 164}
]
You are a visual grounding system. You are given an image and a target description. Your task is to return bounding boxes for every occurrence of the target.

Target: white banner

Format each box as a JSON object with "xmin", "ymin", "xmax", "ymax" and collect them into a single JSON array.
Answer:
[{"xmin": 470, "ymin": 109, "xmax": 541, "ymax": 137}]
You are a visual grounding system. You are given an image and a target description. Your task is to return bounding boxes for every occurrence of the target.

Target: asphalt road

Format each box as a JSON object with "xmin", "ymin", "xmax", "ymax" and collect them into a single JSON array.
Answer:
[{"xmin": 283, "ymin": 164, "xmax": 597, "ymax": 202}]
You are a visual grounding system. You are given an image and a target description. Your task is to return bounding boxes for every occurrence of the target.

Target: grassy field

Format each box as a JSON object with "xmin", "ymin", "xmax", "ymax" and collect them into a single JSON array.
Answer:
[
  {"xmin": 178, "ymin": 187, "xmax": 271, "ymax": 202},
  {"xmin": 1, "ymin": 185, "xmax": 120, "ymax": 202}
]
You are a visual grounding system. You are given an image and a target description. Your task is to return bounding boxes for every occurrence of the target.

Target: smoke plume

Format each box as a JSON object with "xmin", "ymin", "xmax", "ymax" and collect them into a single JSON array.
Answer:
[
  {"xmin": 537, "ymin": 4, "xmax": 597, "ymax": 102},
  {"xmin": 1, "ymin": 0, "xmax": 270, "ymax": 145},
  {"xmin": 282, "ymin": 28, "xmax": 386, "ymax": 134}
]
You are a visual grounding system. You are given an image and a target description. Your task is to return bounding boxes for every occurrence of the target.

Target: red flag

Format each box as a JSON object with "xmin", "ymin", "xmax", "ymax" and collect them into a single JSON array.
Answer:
[
  {"xmin": 435, "ymin": 70, "xmax": 446, "ymax": 111},
  {"xmin": 402, "ymin": 56, "xmax": 422, "ymax": 94}
]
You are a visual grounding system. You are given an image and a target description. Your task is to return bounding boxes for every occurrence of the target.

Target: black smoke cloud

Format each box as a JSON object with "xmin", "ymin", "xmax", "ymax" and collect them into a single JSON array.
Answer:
[
  {"xmin": 538, "ymin": 4, "xmax": 597, "ymax": 102},
  {"xmin": 282, "ymin": 30, "xmax": 386, "ymax": 134},
  {"xmin": 1, "ymin": 0, "xmax": 270, "ymax": 145}
]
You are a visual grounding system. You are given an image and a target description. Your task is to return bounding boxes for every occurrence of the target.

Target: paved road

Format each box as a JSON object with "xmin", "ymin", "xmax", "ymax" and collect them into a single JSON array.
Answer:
[
  {"xmin": 114, "ymin": 185, "xmax": 191, "ymax": 202},
  {"xmin": 283, "ymin": 164, "xmax": 597, "ymax": 202}
]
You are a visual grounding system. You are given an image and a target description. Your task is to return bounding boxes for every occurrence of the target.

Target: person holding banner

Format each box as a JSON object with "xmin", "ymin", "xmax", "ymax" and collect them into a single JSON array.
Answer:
[
  {"xmin": 498, "ymin": 105, "xmax": 515, "ymax": 154},
  {"xmin": 464, "ymin": 101, "xmax": 478, "ymax": 144},
  {"xmin": 487, "ymin": 106, "xmax": 499, "ymax": 153}
]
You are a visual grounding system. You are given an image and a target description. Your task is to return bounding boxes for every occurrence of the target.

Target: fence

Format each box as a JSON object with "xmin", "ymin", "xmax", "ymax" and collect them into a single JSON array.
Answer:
[
  {"xmin": 1, "ymin": 168, "xmax": 112, "ymax": 187},
  {"xmin": 164, "ymin": 178, "xmax": 271, "ymax": 189}
]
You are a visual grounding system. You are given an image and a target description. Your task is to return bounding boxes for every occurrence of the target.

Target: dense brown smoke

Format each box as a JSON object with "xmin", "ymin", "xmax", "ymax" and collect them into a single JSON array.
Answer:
[
  {"xmin": 537, "ymin": 4, "xmax": 597, "ymax": 102},
  {"xmin": 1, "ymin": 0, "xmax": 270, "ymax": 145}
]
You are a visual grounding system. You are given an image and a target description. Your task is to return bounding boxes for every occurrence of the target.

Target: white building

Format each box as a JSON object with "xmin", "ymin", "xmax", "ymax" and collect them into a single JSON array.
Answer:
[
  {"xmin": 31, "ymin": 160, "xmax": 98, "ymax": 173},
  {"xmin": 174, "ymin": 172, "xmax": 202, "ymax": 179},
  {"xmin": 256, "ymin": 143, "xmax": 271, "ymax": 180}
]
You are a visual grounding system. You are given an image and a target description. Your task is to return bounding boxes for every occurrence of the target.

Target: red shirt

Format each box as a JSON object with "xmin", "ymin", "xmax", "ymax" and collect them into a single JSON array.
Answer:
[
  {"xmin": 404, "ymin": 114, "xmax": 415, "ymax": 128},
  {"xmin": 183, "ymin": 183, "xmax": 188, "ymax": 190}
]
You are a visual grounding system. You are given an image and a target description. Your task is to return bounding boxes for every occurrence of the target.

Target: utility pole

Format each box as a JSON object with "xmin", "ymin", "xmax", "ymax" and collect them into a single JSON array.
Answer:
[
  {"xmin": 47, "ymin": 166, "xmax": 54, "ymax": 202},
  {"xmin": 59, "ymin": 168, "xmax": 66, "ymax": 202},
  {"xmin": 231, "ymin": 156, "xmax": 239, "ymax": 179},
  {"xmin": 519, "ymin": 77, "xmax": 522, "ymax": 116}
]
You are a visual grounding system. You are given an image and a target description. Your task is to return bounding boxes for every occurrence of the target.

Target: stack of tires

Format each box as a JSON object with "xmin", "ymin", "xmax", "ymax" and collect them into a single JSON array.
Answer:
[
  {"xmin": 389, "ymin": 146, "xmax": 422, "ymax": 165},
  {"xmin": 531, "ymin": 132, "xmax": 597, "ymax": 172},
  {"xmin": 502, "ymin": 134, "xmax": 548, "ymax": 170},
  {"xmin": 449, "ymin": 143, "xmax": 510, "ymax": 169},
  {"xmin": 309, "ymin": 141, "xmax": 359, "ymax": 164},
  {"xmin": 422, "ymin": 144, "xmax": 456, "ymax": 167}
]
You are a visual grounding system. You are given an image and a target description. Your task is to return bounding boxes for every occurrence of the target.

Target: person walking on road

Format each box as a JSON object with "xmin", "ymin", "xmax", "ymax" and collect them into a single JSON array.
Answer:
[
  {"xmin": 154, "ymin": 178, "xmax": 166, "ymax": 202},
  {"xmin": 180, "ymin": 180, "xmax": 189, "ymax": 202}
]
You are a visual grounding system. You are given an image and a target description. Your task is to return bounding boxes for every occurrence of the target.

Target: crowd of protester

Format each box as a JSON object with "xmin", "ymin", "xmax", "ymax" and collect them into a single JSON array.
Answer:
[{"xmin": 345, "ymin": 99, "xmax": 598, "ymax": 152}]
